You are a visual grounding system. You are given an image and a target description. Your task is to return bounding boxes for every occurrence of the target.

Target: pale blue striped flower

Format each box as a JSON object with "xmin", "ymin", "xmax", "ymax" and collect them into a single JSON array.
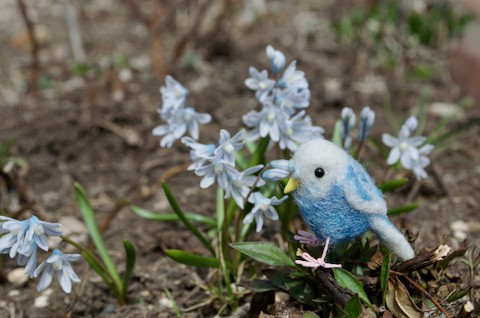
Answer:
[
  {"xmin": 262, "ymin": 159, "xmax": 291, "ymax": 181},
  {"xmin": 243, "ymin": 192, "xmax": 288, "ymax": 232},
  {"xmin": 243, "ymin": 101, "xmax": 287, "ymax": 142},
  {"xmin": 215, "ymin": 129, "xmax": 245, "ymax": 164},
  {"xmin": 266, "ymin": 45, "xmax": 286, "ymax": 74},
  {"xmin": 181, "ymin": 137, "xmax": 216, "ymax": 171},
  {"xmin": 278, "ymin": 111, "xmax": 324, "ymax": 151},
  {"xmin": 34, "ymin": 249, "xmax": 81, "ymax": 293},
  {"xmin": 245, "ymin": 67, "xmax": 276, "ymax": 102},
  {"xmin": 194, "ymin": 155, "xmax": 240, "ymax": 190},
  {"xmin": 340, "ymin": 107, "xmax": 356, "ymax": 150},
  {"xmin": 160, "ymin": 75, "xmax": 189, "ymax": 118},
  {"xmin": 382, "ymin": 116, "xmax": 427, "ymax": 168},
  {"xmin": 224, "ymin": 165, "xmax": 265, "ymax": 209},
  {"xmin": 153, "ymin": 107, "xmax": 212, "ymax": 148},
  {"xmin": 358, "ymin": 106, "xmax": 375, "ymax": 142},
  {"xmin": 277, "ymin": 61, "xmax": 308, "ymax": 90}
]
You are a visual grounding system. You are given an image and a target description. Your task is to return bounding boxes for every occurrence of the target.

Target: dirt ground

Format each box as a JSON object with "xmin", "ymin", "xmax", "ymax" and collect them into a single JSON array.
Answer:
[{"xmin": 1, "ymin": 0, "xmax": 479, "ymax": 317}]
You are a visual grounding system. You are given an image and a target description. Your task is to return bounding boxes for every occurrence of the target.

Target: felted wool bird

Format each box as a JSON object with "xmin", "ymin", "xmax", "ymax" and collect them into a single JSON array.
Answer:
[{"xmin": 284, "ymin": 139, "xmax": 414, "ymax": 268}]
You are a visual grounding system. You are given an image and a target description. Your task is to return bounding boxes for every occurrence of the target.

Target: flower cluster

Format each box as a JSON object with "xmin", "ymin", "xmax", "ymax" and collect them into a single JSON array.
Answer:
[
  {"xmin": 0, "ymin": 215, "xmax": 81, "ymax": 293},
  {"xmin": 243, "ymin": 45, "xmax": 324, "ymax": 151},
  {"xmin": 382, "ymin": 116, "xmax": 434, "ymax": 180},
  {"xmin": 182, "ymin": 129, "xmax": 287, "ymax": 232},
  {"xmin": 153, "ymin": 76, "xmax": 212, "ymax": 148}
]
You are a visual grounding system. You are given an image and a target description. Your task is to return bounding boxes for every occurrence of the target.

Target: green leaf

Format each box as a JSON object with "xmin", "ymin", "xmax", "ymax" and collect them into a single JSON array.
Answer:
[
  {"xmin": 344, "ymin": 294, "xmax": 362, "ymax": 318},
  {"xmin": 303, "ymin": 312, "xmax": 321, "ymax": 318},
  {"xmin": 122, "ymin": 240, "xmax": 136, "ymax": 295},
  {"xmin": 74, "ymin": 183, "xmax": 123, "ymax": 292},
  {"xmin": 333, "ymin": 268, "xmax": 371, "ymax": 306},
  {"xmin": 165, "ymin": 249, "xmax": 220, "ymax": 268},
  {"xmin": 230, "ymin": 242, "xmax": 295, "ymax": 267},
  {"xmin": 130, "ymin": 205, "xmax": 216, "ymax": 226},
  {"xmin": 387, "ymin": 204, "xmax": 419, "ymax": 216},
  {"xmin": 234, "ymin": 151, "xmax": 248, "ymax": 170},
  {"xmin": 380, "ymin": 253, "xmax": 391, "ymax": 306},
  {"xmin": 378, "ymin": 179, "xmax": 407, "ymax": 192},
  {"xmin": 248, "ymin": 279, "xmax": 278, "ymax": 293},
  {"xmin": 249, "ymin": 136, "xmax": 270, "ymax": 166},
  {"xmin": 162, "ymin": 181, "xmax": 215, "ymax": 255}
]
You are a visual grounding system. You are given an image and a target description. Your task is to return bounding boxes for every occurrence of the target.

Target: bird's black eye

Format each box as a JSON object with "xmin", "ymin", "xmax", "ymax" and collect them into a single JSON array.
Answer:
[{"xmin": 314, "ymin": 168, "xmax": 325, "ymax": 178}]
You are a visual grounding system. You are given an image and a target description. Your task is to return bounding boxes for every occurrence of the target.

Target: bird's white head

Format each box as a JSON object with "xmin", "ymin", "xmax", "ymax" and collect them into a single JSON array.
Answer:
[{"xmin": 285, "ymin": 139, "xmax": 348, "ymax": 196}]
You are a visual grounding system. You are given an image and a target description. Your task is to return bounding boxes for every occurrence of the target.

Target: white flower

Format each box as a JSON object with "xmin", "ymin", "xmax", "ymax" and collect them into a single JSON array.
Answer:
[
  {"xmin": 243, "ymin": 102, "xmax": 287, "ymax": 142},
  {"xmin": 278, "ymin": 61, "xmax": 308, "ymax": 90},
  {"xmin": 407, "ymin": 144, "xmax": 434, "ymax": 180},
  {"xmin": 278, "ymin": 111, "xmax": 324, "ymax": 151},
  {"xmin": 244, "ymin": 67, "xmax": 276, "ymax": 102},
  {"xmin": 153, "ymin": 107, "xmax": 211, "ymax": 148},
  {"xmin": 262, "ymin": 159, "xmax": 291, "ymax": 181},
  {"xmin": 224, "ymin": 165, "xmax": 265, "ymax": 209},
  {"xmin": 382, "ymin": 116, "xmax": 427, "ymax": 168},
  {"xmin": 215, "ymin": 129, "xmax": 245, "ymax": 164},
  {"xmin": 159, "ymin": 75, "xmax": 189, "ymax": 118},
  {"xmin": 34, "ymin": 249, "xmax": 81, "ymax": 293},
  {"xmin": 266, "ymin": 45, "xmax": 286, "ymax": 74},
  {"xmin": 358, "ymin": 106, "xmax": 375, "ymax": 142},
  {"xmin": 243, "ymin": 192, "xmax": 288, "ymax": 232}
]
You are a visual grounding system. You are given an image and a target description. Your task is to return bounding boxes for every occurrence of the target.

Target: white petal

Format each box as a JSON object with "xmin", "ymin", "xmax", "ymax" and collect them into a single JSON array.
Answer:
[
  {"xmin": 382, "ymin": 134, "xmax": 398, "ymax": 147},
  {"xmin": 386, "ymin": 147, "xmax": 400, "ymax": 165},
  {"xmin": 37, "ymin": 265, "xmax": 54, "ymax": 292}
]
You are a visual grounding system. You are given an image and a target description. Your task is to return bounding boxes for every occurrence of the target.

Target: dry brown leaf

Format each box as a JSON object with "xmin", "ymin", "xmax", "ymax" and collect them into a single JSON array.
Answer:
[{"xmin": 386, "ymin": 277, "xmax": 424, "ymax": 318}]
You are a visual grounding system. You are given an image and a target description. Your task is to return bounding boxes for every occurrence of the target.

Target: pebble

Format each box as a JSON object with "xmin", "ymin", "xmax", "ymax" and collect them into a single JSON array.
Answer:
[
  {"xmin": 34, "ymin": 295, "xmax": 49, "ymax": 308},
  {"xmin": 158, "ymin": 295, "xmax": 173, "ymax": 308},
  {"xmin": 7, "ymin": 289, "xmax": 21, "ymax": 298},
  {"xmin": 59, "ymin": 216, "xmax": 88, "ymax": 246},
  {"xmin": 7, "ymin": 268, "xmax": 29, "ymax": 286}
]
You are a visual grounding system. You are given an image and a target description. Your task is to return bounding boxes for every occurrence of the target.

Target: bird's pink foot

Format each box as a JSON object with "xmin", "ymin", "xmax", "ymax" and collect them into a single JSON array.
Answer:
[
  {"xmin": 294, "ymin": 230, "xmax": 321, "ymax": 247},
  {"xmin": 295, "ymin": 237, "xmax": 341, "ymax": 269}
]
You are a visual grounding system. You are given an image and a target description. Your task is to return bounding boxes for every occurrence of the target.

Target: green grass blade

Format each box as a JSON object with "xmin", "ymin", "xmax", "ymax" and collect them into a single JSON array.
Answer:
[
  {"xmin": 230, "ymin": 242, "xmax": 295, "ymax": 267},
  {"xmin": 122, "ymin": 240, "xmax": 136, "ymax": 296},
  {"xmin": 387, "ymin": 204, "xmax": 419, "ymax": 216},
  {"xmin": 162, "ymin": 181, "xmax": 215, "ymax": 255},
  {"xmin": 165, "ymin": 249, "xmax": 220, "ymax": 268},
  {"xmin": 131, "ymin": 205, "xmax": 216, "ymax": 226},
  {"xmin": 380, "ymin": 253, "xmax": 391, "ymax": 307},
  {"xmin": 378, "ymin": 179, "xmax": 407, "ymax": 192},
  {"xmin": 216, "ymin": 188, "xmax": 225, "ymax": 233},
  {"xmin": 332, "ymin": 119, "xmax": 342, "ymax": 146},
  {"xmin": 74, "ymin": 183, "xmax": 123, "ymax": 292},
  {"xmin": 81, "ymin": 251, "xmax": 115, "ymax": 290}
]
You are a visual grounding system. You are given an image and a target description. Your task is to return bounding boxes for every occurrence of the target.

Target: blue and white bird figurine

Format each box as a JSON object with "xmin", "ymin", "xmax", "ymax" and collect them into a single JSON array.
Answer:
[{"xmin": 284, "ymin": 139, "xmax": 415, "ymax": 268}]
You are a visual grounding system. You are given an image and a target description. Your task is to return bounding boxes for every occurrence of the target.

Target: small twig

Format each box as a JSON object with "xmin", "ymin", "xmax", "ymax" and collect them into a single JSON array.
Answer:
[
  {"xmin": 392, "ymin": 270, "xmax": 452, "ymax": 318},
  {"xmin": 314, "ymin": 267, "xmax": 353, "ymax": 306},
  {"xmin": 62, "ymin": 0, "xmax": 86, "ymax": 64},
  {"xmin": 99, "ymin": 198, "xmax": 130, "ymax": 235},
  {"xmin": 122, "ymin": 0, "xmax": 151, "ymax": 27},
  {"xmin": 16, "ymin": 0, "xmax": 40, "ymax": 89},
  {"xmin": 170, "ymin": 0, "xmax": 210, "ymax": 66},
  {"xmin": 395, "ymin": 245, "xmax": 452, "ymax": 273},
  {"xmin": 406, "ymin": 180, "xmax": 421, "ymax": 203}
]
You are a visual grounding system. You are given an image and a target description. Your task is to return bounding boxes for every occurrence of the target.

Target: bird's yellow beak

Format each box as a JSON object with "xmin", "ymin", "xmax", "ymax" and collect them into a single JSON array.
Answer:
[{"xmin": 284, "ymin": 178, "xmax": 299, "ymax": 194}]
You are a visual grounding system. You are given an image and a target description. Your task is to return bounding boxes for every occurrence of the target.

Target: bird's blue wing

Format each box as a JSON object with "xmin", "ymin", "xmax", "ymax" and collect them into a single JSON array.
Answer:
[{"xmin": 344, "ymin": 157, "xmax": 387, "ymax": 215}]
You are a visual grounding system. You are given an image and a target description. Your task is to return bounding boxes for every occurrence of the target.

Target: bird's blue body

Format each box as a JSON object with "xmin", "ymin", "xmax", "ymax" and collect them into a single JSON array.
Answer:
[
  {"xmin": 287, "ymin": 139, "xmax": 415, "ymax": 261},
  {"xmin": 294, "ymin": 157, "xmax": 391, "ymax": 243}
]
